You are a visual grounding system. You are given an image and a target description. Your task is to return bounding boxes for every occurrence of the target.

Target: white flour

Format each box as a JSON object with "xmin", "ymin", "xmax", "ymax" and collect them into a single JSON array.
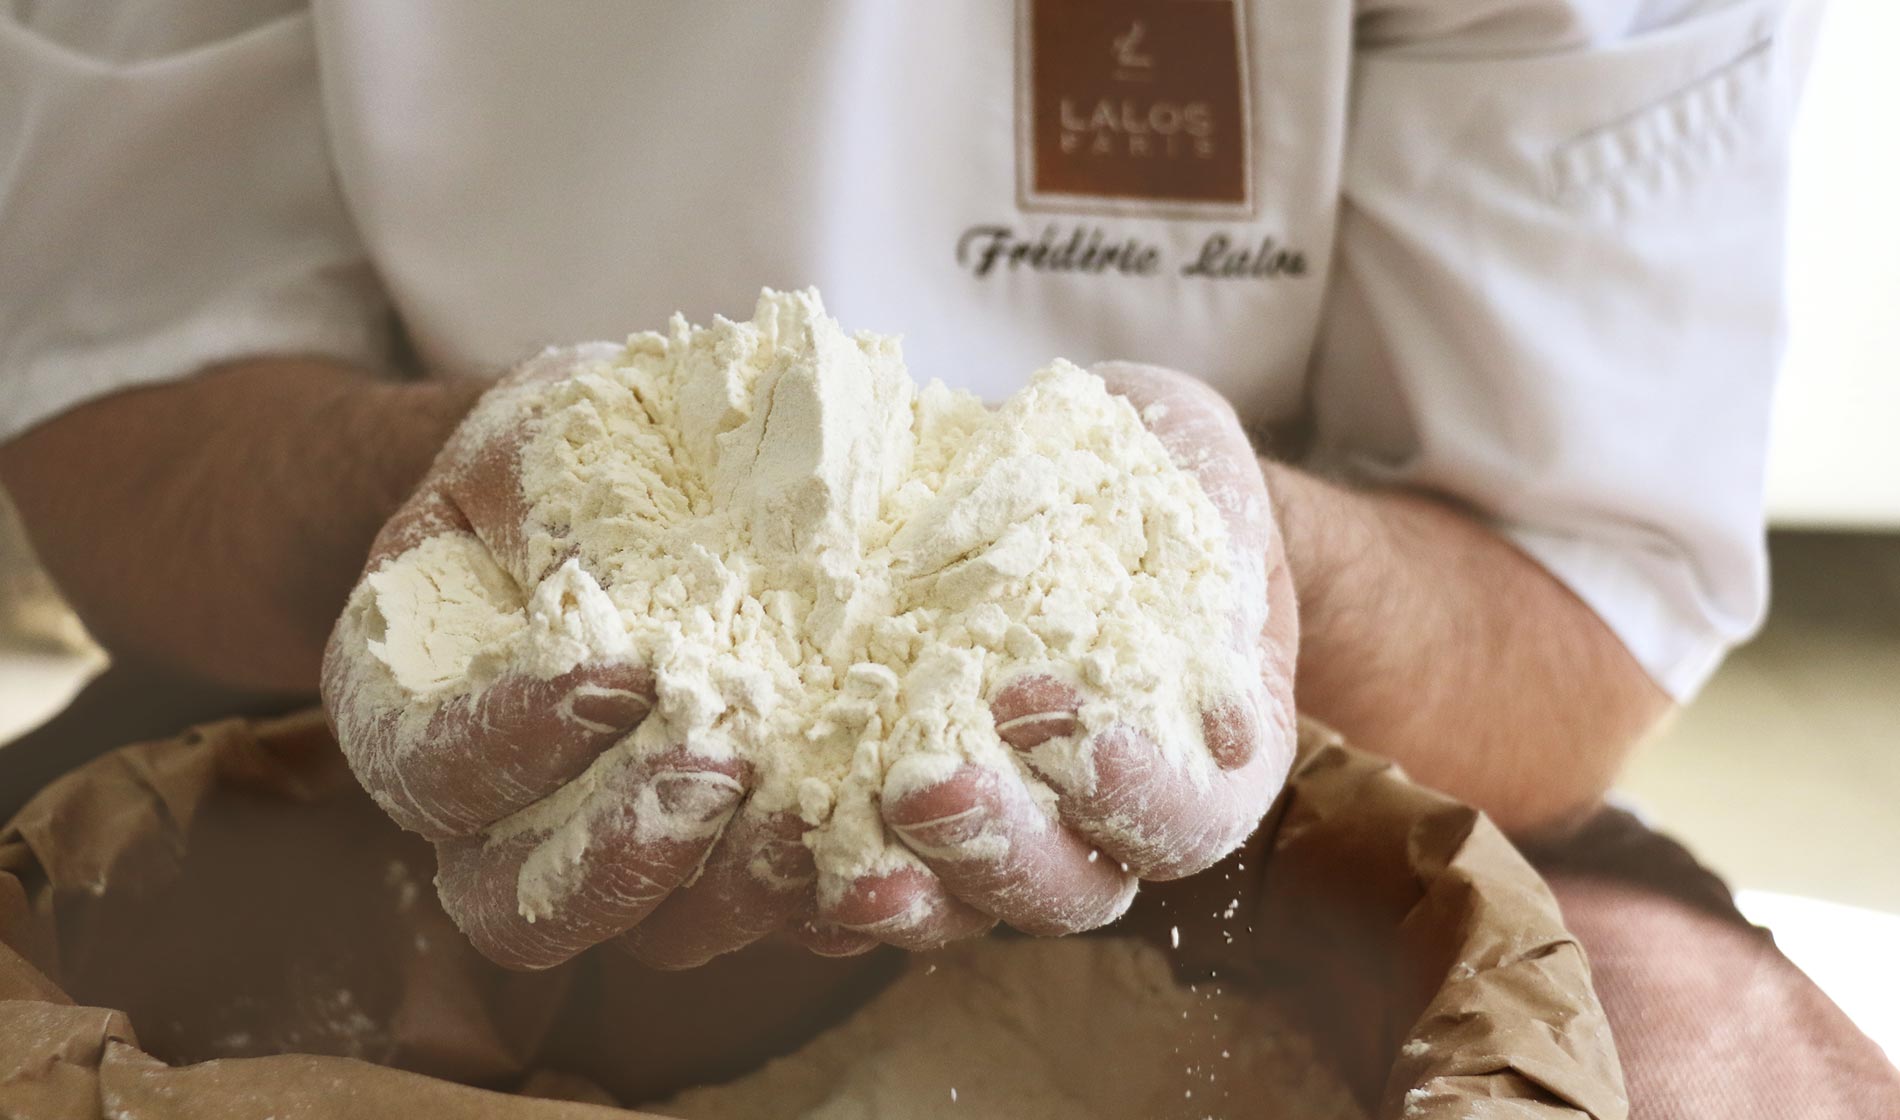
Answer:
[
  {"xmin": 651, "ymin": 937, "xmax": 1367, "ymax": 1120},
  {"xmin": 350, "ymin": 290, "xmax": 1256, "ymax": 920}
]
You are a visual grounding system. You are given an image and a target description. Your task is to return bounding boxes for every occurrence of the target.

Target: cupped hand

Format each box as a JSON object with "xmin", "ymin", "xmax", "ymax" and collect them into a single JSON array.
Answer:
[
  {"xmin": 326, "ymin": 354, "xmax": 1296, "ymax": 971},
  {"xmin": 817, "ymin": 362, "xmax": 1300, "ymax": 946},
  {"xmin": 323, "ymin": 346, "xmax": 817, "ymax": 971}
]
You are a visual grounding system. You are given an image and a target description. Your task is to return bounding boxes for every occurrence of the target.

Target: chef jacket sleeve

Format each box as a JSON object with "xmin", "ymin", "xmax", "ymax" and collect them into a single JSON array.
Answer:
[
  {"xmin": 0, "ymin": 2, "xmax": 389, "ymax": 444},
  {"xmin": 1310, "ymin": 0, "xmax": 1818, "ymax": 699}
]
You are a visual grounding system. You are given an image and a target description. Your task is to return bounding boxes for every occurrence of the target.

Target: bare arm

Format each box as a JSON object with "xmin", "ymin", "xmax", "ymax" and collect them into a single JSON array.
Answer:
[
  {"xmin": 0, "ymin": 360, "xmax": 485, "ymax": 694},
  {"xmin": 1264, "ymin": 462, "xmax": 1672, "ymax": 837}
]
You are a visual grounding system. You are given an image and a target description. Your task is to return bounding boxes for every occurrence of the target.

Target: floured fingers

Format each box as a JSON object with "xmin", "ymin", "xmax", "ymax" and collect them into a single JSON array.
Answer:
[
  {"xmin": 878, "ymin": 757, "xmax": 1137, "ymax": 937},
  {"xmin": 323, "ymin": 627, "xmax": 655, "ymax": 841},
  {"xmin": 433, "ymin": 744, "xmax": 746, "ymax": 970},
  {"xmin": 817, "ymin": 861, "xmax": 998, "ymax": 950},
  {"xmin": 991, "ymin": 673, "xmax": 1283, "ymax": 881},
  {"xmin": 618, "ymin": 804, "xmax": 818, "ymax": 969}
]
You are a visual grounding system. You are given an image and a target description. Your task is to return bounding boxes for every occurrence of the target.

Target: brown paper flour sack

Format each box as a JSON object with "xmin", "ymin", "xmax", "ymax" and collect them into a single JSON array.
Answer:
[{"xmin": 0, "ymin": 714, "xmax": 1625, "ymax": 1119}]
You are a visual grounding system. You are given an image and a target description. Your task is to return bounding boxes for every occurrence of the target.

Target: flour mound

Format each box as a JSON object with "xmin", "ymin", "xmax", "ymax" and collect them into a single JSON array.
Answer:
[
  {"xmin": 361, "ymin": 289, "xmax": 1254, "ymax": 919},
  {"xmin": 651, "ymin": 938, "xmax": 1367, "ymax": 1120}
]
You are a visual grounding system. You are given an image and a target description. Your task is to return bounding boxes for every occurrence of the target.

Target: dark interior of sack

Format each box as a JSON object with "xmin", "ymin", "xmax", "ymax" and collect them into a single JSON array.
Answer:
[{"xmin": 23, "ymin": 723, "xmax": 1405, "ymax": 1113}]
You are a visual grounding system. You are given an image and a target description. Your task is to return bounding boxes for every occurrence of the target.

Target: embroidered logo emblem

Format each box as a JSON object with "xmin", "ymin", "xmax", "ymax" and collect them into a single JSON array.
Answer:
[{"xmin": 1019, "ymin": 0, "xmax": 1252, "ymax": 216}]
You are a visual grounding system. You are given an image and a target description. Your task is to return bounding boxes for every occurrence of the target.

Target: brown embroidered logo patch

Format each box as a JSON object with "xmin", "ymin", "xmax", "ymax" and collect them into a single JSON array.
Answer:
[{"xmin": 1019, "ymin": 0, "xmax": 1252, "ymax": 216}]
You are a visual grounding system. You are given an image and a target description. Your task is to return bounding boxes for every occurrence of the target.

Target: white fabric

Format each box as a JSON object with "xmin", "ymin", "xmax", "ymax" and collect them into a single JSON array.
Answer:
[
  {"xmin": 0, "ymin": 0, "xmax": 1811, "ymax": 699},
  {"xmin": 0, "ymin": 6, "xmax": 390, "ymax": 442},
  {"xmin": 1311, "ymin": 0, "xmax": 1808, "ymax": 696}
]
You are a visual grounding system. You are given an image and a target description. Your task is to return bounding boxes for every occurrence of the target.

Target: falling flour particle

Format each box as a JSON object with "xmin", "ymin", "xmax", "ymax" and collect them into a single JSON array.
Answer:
[
  {"xmin": 649, "ymin": 937, "xmax": 1366, "ymax": 1120},
  {"xmin": 345, "ymin": 290, "xmax": 1259, "ymax": 920}
]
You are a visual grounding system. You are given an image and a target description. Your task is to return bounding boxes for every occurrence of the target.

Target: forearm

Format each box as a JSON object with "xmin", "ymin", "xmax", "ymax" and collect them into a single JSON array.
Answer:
[
  {"xmin": 1264, "ymin": 462, "xmax": 1671, "ymax": 836},
  {"xmin": 0, "ymin": 359, "xmax": 484, "ymax": 693}
]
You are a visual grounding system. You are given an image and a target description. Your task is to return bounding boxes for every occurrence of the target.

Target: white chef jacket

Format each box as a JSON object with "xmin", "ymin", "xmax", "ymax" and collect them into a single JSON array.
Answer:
[{"xmin": 0, "ymin": 0, "xmax": 1813, "ymax": 699}]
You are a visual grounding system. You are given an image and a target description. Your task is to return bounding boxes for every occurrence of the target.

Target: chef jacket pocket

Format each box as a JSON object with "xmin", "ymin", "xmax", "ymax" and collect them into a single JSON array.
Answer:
[{"xmin": 1548, "ymin": 33, "xmax": 1776, "ymax": 213}]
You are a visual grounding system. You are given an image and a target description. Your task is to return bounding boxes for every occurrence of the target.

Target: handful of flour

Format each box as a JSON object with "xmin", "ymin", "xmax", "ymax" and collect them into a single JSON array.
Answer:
[{"xmin": 356, "ymin": 290, "xmax": 1253, "ymax": 916}]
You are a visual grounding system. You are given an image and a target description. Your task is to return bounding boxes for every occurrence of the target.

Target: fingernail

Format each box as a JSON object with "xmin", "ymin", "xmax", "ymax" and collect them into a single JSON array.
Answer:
[
  {"xmin": 991, "ymin": 677, "xmax": 1082, "ymax": 749},
  {"xmin": 1202, "ymin": 697, "xmax": 1260, "ymax": 770},
  {"xmin": 567, "ymin": 684, "xmax": 652, "ymax": 733},
  {"xmin": 651, "ymin": 770, "xmax": 745, "ymax": 824},
  {"xmin": 892, "ymin": 806, "xmax": 1014, "ymax": 865},
  {"xmin": 883, "ymin": 759, "xmax": 1012, "ymax": 861},
  {"xmin": 891, "ymin": 801, "xmax": 986, "ymax": 846},
  {"xmin": 995, "ymin": 709, "xmax": 1080, "ymax": 749}
]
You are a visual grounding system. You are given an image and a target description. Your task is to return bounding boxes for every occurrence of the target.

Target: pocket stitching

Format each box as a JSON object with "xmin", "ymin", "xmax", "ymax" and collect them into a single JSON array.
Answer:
[{"xmin": 1548, "ymin": 33, "xmax": 1775, "ymax": 209}]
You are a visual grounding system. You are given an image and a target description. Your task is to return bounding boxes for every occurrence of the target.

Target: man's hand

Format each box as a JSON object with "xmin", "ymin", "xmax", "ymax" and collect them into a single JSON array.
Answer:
[
  {"xmin": 326, "ymin": 356, "xmax": 1298, "ymax": 971},
  {"xmin": 811, "ymin": 363, "xmax": 1300, "ymax": 952},
  {"xmin": 323, "ymin": 346, "xmax": 819, "ymax": 971}
]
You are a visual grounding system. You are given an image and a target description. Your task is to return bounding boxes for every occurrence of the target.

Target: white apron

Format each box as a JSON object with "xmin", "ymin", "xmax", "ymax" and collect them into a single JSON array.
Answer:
[
  {"xmin": 0, "ymin": 0, "xmax": 1815, "ymax": 698},
  {"xmin": 312, "ymin": 0, "xmax": 1346, "ymax": 422}
]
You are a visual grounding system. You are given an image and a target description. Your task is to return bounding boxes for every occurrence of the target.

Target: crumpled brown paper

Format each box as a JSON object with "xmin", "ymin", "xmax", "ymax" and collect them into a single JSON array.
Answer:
[{"xmin": 0, "ymin": 712, "xmax": 1627, "ymax": 1119}]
